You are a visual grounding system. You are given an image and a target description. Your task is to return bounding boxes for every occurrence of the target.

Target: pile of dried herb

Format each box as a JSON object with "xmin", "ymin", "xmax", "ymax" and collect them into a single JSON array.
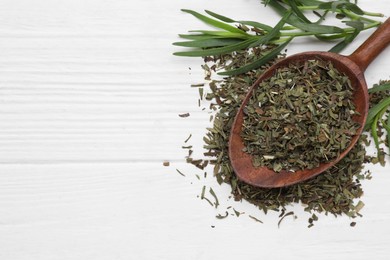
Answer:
[
  {"xmin": 241, "ymin": 59, "xmax": 360, "ymax": 172},
  {"xmin": 186, "ymin": 44, "xmax": 373, "ymax": 227}
]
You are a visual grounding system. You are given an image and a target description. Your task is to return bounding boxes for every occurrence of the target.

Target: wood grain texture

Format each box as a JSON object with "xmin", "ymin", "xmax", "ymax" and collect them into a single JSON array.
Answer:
[{"xmin": 0, "ymin": 0, "xmax": 389, "ymax": 259}]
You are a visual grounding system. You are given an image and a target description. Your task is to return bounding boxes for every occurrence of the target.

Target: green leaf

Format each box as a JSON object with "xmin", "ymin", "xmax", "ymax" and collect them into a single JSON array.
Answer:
[
  {"xmin": 249, "ymin": 11, "xmax": 291, "ymax": 48},
  {"xmin": 290, "ymin": 0, "xmax": 312, "ymax": 24},
  {"xmin": 368, "ymin": 83, "xmax": 390, "ymax": 93},
  {"xmin": 173, "ymin": 38, "xmax": 244, "ymax": 48},
  {"xmin": 371, "ymin": 113, "xmax": 380, "ymax": 152},
  {"xmin": 218, "ymin": 38, "xmax": 291, "ymax": 76},
  {"xmin": 204, "ymin": 10, "xmax": 235, "ymax": 23},
  {"xmin": 236, "ymin": 21, "xmax": 273, "ymax": 32},
  {"xmin": 318, "ymin": 1, "xmax": 344, "ymax": 11},
  {"xmin": 315, "ymin": 33, "xmax": 346, "ymax": 41},
  {"xmin": 365, "ymin": 96, "xmax": 390, "ymax": 130},
  {"xmin": 181, "ymin": 9, "xmax": 247, "ymax": 35},
  {"xmin": 173, "ymin": 38, "xmax": 258, "ymax": 57},
  {"xmin": 318, "ymin": 1, "xmax": 364, "ymax": 15},
  {"xmin": 380, "ymin": 118, "xmax": 390, "ymax": 133},
  {"xmin": 268, "ymin": 0, "xmax": 343, "ymax": 34},
  {"xmin": 328, "ymin": 29, "xmax": 359, "ymax": 53},
  {"xmin": 205, "ymin": 10, "xmax": 273, "ymax": 32},
  {"xmin": 343, "ymin": 20, "xmax": 364, "ymax": 31},
  {"xmin": 294, "ymin": 20, "xmax": 344, "ymax": 34},
  {"xmin": 188, "ymin": 30, "xmax": 249, "ymax": 39},
  {"xmin": 387, "ymin": 114, "xmax": 390, "ymax": 155},
  {"xmin": 178, "ymin": 34, "xmax": 224, "ymax": 40},
  {"xmin": 370, "ymin": 106, "xmax": 387, "ymax": 155},
  {"xmin": 298, "ymin": 0, "xmax": 323, "ymax": 5},
  {"xmin": 345, "ymin": 3, "xmax": 364, "ymax": 15}
]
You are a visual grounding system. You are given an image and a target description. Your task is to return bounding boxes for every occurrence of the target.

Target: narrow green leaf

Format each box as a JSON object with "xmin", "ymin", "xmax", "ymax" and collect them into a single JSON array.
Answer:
[
  {"xmin": 237, "ymin": 20, "xmax": 273, "ymax": 32},
  {"xmin": 249, "ymin": 11, "xmax": 291, "ymax": 48},
  {"xmin": 204, "ymin": 10, "xmax": 235, "ymax": 23},
  {"xmin": 268, "ymin": 0, "xmax": 343, "ymax": 34},
  {"xmin": 188, "ymin": 30, "xmax": 250, "ymax": 39},
  {"xmin": 298, "ymin": 0, "xmax": 323, "ymax": 5},
  {"xmin": 328, "ymin": 29, "xmax": 359, "ymax": 53},
  {"xmin": 173, "ymin": 38, "xmax": 243, "ymax": 48},
  {"xmin": 204, "ymin": 10, "xmax": 273, "ymax": 32},
  {"xmin": 365, "ymin": 96, "xmax": 390, "ymax": 130},
  {"xmin": 290, "ymin": 0, "xmax": 312, "ymax": 23},
  {"xmin": 218, "ymin": 38, "xmax": 291, "ymax": 76},
  {"xmin": 318, "ymin": 1, "xmax": 364, "ymax": 15},
  {"xmin": 181, "ymin": 9, "xmax": 247, "ymax": 35},
  {"xmin": 315, "ymin": 33, "xmax": 346, "ymax": 40},
  {"xmin": 343, "ymin": 20, "xmax": 364, "ymax": 31},
  {"xmin": 387, "ymin": 113, "xmax": 390, "ymax": 155},
  {"xmin": 368, "ymin": 83, "xmax": 390, "ymax": 94},
  {"xmin": 345, "ymin": 3, "xmax": 364, "ymax": 15},
  {"xmin": 173, "ymin": 38, "xmax": 257, "ymax": 57},
  {"xmin": 380, "ymin": 118, "xmax": 390, "ymax": 133},
  {"xmin": 318, "ymin": 1, "xmax": 345, "ymax": 11},
  {"xmin": 178, "ymin": 34, "xmax": 224, "ymax": 40},
  {"xmin": 371, "ymin": 113, "xmax": 380, "ymax": 153},
  {"xmin": 295, "ymin": 20, "xmax": 344, "ymax": 34}
]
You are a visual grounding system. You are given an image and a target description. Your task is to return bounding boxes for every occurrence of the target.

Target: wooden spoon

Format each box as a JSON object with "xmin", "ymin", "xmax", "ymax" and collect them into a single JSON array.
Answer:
[{"xmin": 229, "ymin": 18, "xmax": 390, "ymax": 188}]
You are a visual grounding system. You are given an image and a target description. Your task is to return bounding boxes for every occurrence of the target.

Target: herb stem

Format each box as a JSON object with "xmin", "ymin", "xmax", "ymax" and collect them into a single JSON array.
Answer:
[
  {"xmin": 268, "ymin": 37, "xmax": 293, "ymax": 44},
  {"xmin": 387, "ymin": 114, "xmax": 390, "ymax": 155},
  {"xmin": 297, "ymin": 5, "xmax": 383, "ymax": 18},
  {"xmin": 342, "ymin": 10, "xmax": 380, "ymax": 24},
  {"xmin": 362, "ymin": 11, "xmax": 384, "ymax": 18},
  {"xmin": 297, "ymin": 5, "xmax": 320, "ymax": 11},
  {"xmin": 279, "ymin": 21, "xmax": 380, "ymax": 38},
  {"xmin": 281, "ymin": 25, "xmax": 296, "ymax": 30},
  {"xmin": 344, "ymin": 21, "xmax": 382, "ymax": 32},
  {"xmin": 280, "ymin": 31, "xmax": 319, "ymax": 37}
]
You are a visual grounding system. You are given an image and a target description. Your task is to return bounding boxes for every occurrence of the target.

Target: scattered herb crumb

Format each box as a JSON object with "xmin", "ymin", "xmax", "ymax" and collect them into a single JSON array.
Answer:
[
  {"xmin": 278, "ymin": 211, "xmax": 295, "ymax": 228},
  {"xmin": 184, "ymin": 134, "xmax": 192, "ymax": 143},
  {"xmin": 216, "ymin": 211, "xmax": 229, "ymax": 219},
  {"xmin": 209, "ymin": 188, "xmax": 219, "ymax": 208},
  {"xmin": 176, "ymin": 169, "xmax": 185, "ymax": 177},
  {"xmin": 233, "ymin": 208, "xmax": 243, "ymax": 217},
  {"xmin": 179, "ymin": 113, "xmax": 190, "ymax": 118},
  {"xmin": 191, "ymin": 83, "xmax": 204, "ymax": 87},
  {"xmin": 249, "ymin": 215, "xmax": 263, "ymax": 224}
]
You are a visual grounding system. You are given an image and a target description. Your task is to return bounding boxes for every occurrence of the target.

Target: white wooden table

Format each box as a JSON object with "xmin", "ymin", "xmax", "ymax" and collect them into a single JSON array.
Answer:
[{"xmin": 0, "ymin": 0, "xmax": 389, "ymax": 259}]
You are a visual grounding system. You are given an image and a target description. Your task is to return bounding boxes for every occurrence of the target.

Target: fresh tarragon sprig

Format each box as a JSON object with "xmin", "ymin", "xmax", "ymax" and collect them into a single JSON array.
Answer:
[
  {"xmin": 173, "ymin": 0, "xmax": 383, "ymax": 76},
  {"xmin": 364, "ymin": 81, "xmax": 390, "ymax": 163}
]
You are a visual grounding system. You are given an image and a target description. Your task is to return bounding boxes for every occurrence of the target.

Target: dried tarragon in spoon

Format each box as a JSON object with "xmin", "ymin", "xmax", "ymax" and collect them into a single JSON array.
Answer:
[{"xmin": 241, "ymin": 59, "xmax": 360, "ymax": 172}]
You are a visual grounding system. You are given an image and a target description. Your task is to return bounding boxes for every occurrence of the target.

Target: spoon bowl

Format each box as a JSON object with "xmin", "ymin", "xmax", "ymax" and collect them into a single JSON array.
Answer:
[{"xmin": 229, "ymin": 18, "xmax": 390, "ymax": 188}]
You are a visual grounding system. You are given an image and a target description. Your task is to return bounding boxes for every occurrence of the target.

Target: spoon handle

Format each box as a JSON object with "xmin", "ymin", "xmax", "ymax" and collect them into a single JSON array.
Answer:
[{"xmin": 349, "ymin": 18, "xmax": 390, "ymax": 72}]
